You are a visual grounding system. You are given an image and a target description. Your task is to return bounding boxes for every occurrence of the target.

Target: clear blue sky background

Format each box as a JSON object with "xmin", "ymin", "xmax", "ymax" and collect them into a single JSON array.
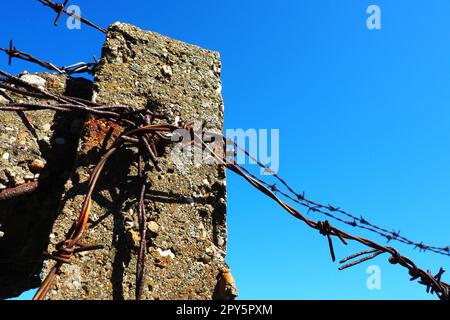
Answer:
[{"xmin": 2, "ymin": 0, "xmax": 449, "ymax": 300}]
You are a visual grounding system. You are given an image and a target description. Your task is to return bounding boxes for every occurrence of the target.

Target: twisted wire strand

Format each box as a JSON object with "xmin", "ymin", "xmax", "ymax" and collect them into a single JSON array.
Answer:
[
  {"xmin": 226, "ymin": 139, "xmax": 450, "ymax": 256},
  {"xmin": 0, "ymin": 69, "xmax": 448, "ymax": 300}
]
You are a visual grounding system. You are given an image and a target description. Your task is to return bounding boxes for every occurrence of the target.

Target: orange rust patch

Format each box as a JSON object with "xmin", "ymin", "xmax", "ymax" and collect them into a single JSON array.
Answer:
[
  {"xmin": 80, "ymin": 116, "xmax": 123, "ymax": 154},
  {"xmin": 218, "ymin": 268, "xmax": 238, "ymax": 300}
]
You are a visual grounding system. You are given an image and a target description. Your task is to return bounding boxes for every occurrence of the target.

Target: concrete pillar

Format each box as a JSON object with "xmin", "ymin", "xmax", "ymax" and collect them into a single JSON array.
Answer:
[{"xmin": 41, "ymin": 23, "xmax": 230, "ymax": 300}]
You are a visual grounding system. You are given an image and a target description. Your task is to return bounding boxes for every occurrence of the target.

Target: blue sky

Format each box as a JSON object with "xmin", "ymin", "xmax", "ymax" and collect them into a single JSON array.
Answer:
[{"xmin": 2, "ymin": 0, "xmax": 450, "ymax": 300}]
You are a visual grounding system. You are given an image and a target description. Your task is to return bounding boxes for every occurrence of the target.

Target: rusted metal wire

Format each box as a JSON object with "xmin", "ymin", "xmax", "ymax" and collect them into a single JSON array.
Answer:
[
  {"xmin": 227, "ymin": 140, "xmax": 450, "ymax": 257},
  {"xmin": 1, "ymin": 68, "xmax": 449, "ymax": 300},
  {"xmin": 136, "ymin": 155, "xmax": 147, "ymax": 300},
  {"xmin": 339, "ymin": 250, "xmax": 385, "ymax": 271},
  {"xmin": 0, "ymin": 69, "xmax": 165, "ymax": 299},
  {"xmin": 37, "ymin": 0, "xmax": 107, "ymax": 34},
  {"xmin": 0, "ymin": 41, "xmax": 97, "ymax": 75},
  {"xmin": 192, "ymin": 135, "xmax": 449, "ymax": 300},
  {"xmin": 0, "ymin": 181, "xmax": 39, "ymax": 201},
  {"xmin": 225, "ymin": 161, "xmax": 449, "ymax": 300},
  {"xmin": 0, "ymin": 40, "xmax": 63, "ymax": 73},
  {"xmin": 31, "ymin": 123, "xmax": 176, "ymax": 300}
]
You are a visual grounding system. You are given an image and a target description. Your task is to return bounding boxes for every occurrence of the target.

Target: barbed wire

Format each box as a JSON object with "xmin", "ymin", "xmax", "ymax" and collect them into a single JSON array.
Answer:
[
  {"xmin": 3, "ymin": 43, "xmax": 449, "ymax": 257},
  {"xmin": 227, "ymin": 140, "xmax": 450, "ymax": 256},
  {"xmin": 231, "ymin": 161, "xmax": 449, "ymax": 299},
  {"xmin": 200, "ymin": 139, "xmax": 450, "ymax": 300},
  {"xmin": 1, "ymin": 5, "xmax": 449, "ymax": 297},
  {"xmin": 0, "ymin": 40, "xmax": 98, "ymax": 75},
  {"xmin": 37, "ymin": 0, "xmax": 107, "ymax": 34},
  {"xmin": 1, "ymin": 69, "xmax": 448, "ymax": 300},
  {"xmin": 0, "ymin": 69, "xmax": 172, "ymax": 300}
]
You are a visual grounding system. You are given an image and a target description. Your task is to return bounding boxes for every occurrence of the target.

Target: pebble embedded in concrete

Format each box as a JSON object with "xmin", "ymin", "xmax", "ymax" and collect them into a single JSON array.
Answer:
[
  {"xmin": 156, "ymin": 248, "xmax": 175, "ymax": 259},
  {"xmin": 29, "ymin": 159, "xmax": 46, "ymax": 171},
  {"xmin": 161, "ymin": 65, "xmax": 173, "ymax": 78},
  {"xmin": 37, "ymin": 23, "xmax": 229, "ymax": 300},
  {"xmin": 148, "ymin": 221, "xmax": 159, "ymax": 234},
  {"xmin": 129, "ymin": 229, "xmax": 141, "ymax": 247},
  {"xmin": 19, "ymin": 73, "xmax": 47, "ymax": 89},
  {"xmin": 24, "ymin": 173, "xmax": 35, "ymax": 181},
  {"xmin": 217, "ymin": 237, "xmax": 225, "ymax": 247}
]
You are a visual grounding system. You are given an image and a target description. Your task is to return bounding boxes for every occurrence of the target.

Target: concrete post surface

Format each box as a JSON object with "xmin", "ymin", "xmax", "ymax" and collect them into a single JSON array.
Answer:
[
  {"xmin": 0, "ymin": 74, "xmax": 91, "ymax": 298},
  {"xmin": 41, "ymin": 23, "xmax": 229, "ymax": 300}
]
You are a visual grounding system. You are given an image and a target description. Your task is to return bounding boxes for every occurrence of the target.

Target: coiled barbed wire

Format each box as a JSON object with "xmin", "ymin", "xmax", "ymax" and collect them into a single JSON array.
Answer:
[{"xmin": 0, "ymin": 64, "xmax": 448, "ymax": 300}]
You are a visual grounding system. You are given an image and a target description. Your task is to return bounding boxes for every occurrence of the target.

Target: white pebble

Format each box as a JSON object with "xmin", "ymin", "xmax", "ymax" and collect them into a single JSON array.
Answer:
[
  {"xmin": 2, "ymin": 152, "xmax": 10, "ymax": 160},
  {"xmin": 161, "ymin": 65, "xmax": 173, "ymax": 78},
  {"xmin": 72, "ymin": 281, "xmax": 82, "ymax": 290},
  {"xmin": 19, "ymin": 74, "xmax": 47, "ymax": 89},
  {"xmin": 91, "ymin": 91, "xmax": 98, "ymax": 103},
  {"xmin": 125, "ymin": 221, "xmax": 134, "ymax": 228},
  {"xmin": 24, "ymin": 174, "xmax": 35, "ymax": 180},
  {"xmin": 217, "ymin": 237, "xmax": 225, "ymax": 247},
  {"xmin": 156, "ymin": 248, "xmax": 175, "ymax": 259}
]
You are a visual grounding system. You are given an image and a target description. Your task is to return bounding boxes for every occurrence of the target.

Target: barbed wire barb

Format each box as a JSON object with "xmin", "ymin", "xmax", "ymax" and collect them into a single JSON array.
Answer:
[
  {"xmin": 0, "ymin": 40, "xmax": 97, "ymax": 75},
  {"xmin": 227, "ymin": 139, "xmax": 450, "ymax": 256},
  {"xmin": 1, "ymin": 66, "xmax": 449, "ymax": 300},
  {"xmin": 37, "ymin": 0, "xmax": 107, "ymax": 34}
]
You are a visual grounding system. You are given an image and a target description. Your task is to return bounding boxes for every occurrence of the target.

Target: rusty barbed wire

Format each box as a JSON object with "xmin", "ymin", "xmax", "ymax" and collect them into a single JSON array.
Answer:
[
  {"xmin": 2, "ymin": 40, "xmax": 448, "ymax": 257},
  {"xmin": 0, "ymin": 69, "xmax": 171, "ymax": 300},
  {"xmin": 31, "ymin": 123, "xmax": 181, "ymax": 300},
  {"xmin": 0, "ymin": 181, "xmax": 39, "ymax": 201},
  {"xmin": 0, "ymin": 40, "xmax": 63, "ymax": 73},
  {"xmin": 227, "ymin": 140, "xmax": 450, "ymax": 256},
  {"xmin": 185, "ymin": 133, "xmax": 450, "ymax": 300},
  {"xmin": 0, "ymin": 40, "xmax": 98, "ymax": 75},
  {"xmin": 225, "ymin": 161, "xmax": 449, "ymax": 300},
  {"xmin": 37, "ymin": 0, "xmax": 107, "ymax": 34},
  {"xmin": 0, "ymin": 67, "xmax": 449, "ymax": 300}
]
